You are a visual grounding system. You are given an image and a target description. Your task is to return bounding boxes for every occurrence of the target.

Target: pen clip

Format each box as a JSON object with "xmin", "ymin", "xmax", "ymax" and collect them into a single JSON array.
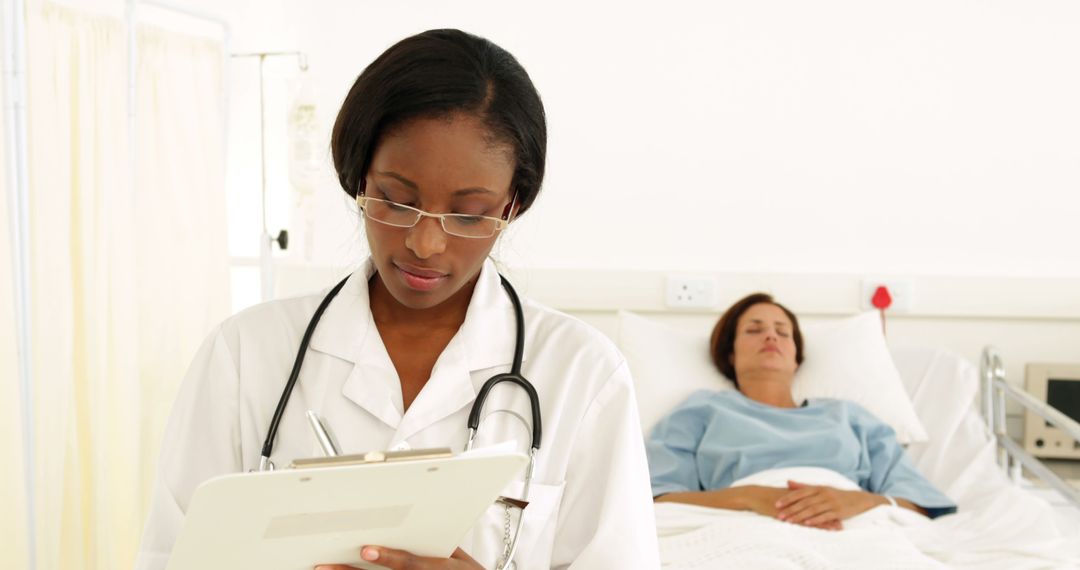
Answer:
[{"xmin": 306, "ymin": 410, "xmax": 341, "ymax": 457}]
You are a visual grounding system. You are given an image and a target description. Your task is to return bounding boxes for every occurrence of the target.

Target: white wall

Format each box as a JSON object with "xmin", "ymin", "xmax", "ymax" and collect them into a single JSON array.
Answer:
[
  {"xmin": 278, "ymin": 0, "xmax": 1080, "ymax": 278},
  {"xmin": 264, "ymin": 1, "xmax": 1080, "ymax": 442},
  {"xmin": 117, "ymin": 0, "xmax": 1079, "ymax": 433},
  {"xmin": 53, "ymin": 0, "xmax": 1077, "ymax": 473},
  {"xmin": 29, "ymin": 0, "xmax": 1078, "ymax": 511}
]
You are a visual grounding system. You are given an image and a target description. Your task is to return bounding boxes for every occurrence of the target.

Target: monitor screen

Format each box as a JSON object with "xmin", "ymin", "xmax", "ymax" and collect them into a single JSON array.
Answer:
[{"xmin": 1046, "ymin": 379, "xmax": 1080, "ymax": 426}]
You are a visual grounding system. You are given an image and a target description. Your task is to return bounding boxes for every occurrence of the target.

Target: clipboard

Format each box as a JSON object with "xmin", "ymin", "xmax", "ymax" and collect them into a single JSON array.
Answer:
[{"xmin": 165, "ymin": 449, "xmax": 529, "ymax": 570}]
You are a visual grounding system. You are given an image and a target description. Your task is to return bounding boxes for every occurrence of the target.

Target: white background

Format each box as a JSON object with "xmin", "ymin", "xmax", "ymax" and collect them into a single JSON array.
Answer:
[
  {"xmin": 63, "ymin": 0, "xmax": 1080, "ymax": 392},
  {"xmin": 250, "ymin": 0, "xmax": 1079, "ymax": 279},
  {"xmin": 69, "ymin": 0, "xmax": 1080, "ymax": 278}
]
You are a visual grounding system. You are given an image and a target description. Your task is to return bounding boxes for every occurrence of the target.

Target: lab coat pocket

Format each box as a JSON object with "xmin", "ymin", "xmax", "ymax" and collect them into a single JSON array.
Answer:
[{"xmin": 470, "ymin": 480, "xmax": 566, "ymax": 569}]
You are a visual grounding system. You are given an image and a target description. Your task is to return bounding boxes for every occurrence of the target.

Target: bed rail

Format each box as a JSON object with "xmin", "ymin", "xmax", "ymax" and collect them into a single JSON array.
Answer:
[{"xmin": 981, "ymin": 346, "xmax": 1080, "ymax": 508}]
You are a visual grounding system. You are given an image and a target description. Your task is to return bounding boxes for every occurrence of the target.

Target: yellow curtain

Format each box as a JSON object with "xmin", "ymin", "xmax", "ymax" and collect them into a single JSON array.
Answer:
[
  {"xmin": 133, "ymin": 22, "xmax": 230, "ymax": 516},
  {"xmin": 25, "ymin": 3, "xmax": 230, "ymax": 568},
  {"xmin": 27, "ymin": 4, "xmax": 137, "ymax": 569}
]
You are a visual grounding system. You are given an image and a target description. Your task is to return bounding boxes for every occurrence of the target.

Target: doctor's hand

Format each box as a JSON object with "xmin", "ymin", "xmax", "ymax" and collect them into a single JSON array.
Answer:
[
  {"xmin": 315, "ymin": 546, "xmax": 482, "ymax": 570},
  {"xmin": 775, "ymin": 480, "xmax": 883, "ymax": 528}
]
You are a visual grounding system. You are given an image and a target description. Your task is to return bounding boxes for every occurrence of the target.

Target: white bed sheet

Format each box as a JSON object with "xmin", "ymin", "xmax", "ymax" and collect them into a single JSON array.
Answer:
[
  {"xmin": 656, "ymin": 466, "xmax": 1080, "ymax": 570},
  {"xmin": 655, "ymin": 346, "xmax": 1080, "ymax": 569}
]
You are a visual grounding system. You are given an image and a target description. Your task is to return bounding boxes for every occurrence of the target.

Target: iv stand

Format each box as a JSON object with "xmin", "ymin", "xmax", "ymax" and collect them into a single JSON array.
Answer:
[{"xmin": 231, "ymin": 50, "xmax": 307, "ymax": 301}]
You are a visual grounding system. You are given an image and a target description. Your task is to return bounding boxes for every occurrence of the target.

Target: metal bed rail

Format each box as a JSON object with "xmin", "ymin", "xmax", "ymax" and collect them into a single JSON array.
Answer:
[{"xmin": 981, "ymin": 346, "xmax": 1080, "ymax": 507}]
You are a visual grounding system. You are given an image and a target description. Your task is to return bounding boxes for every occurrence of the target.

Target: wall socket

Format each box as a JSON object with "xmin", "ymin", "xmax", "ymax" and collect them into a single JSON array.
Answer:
[
  {"xmin": 666, "ymin": 275, "xmax": 719, "ymax": 308},
  {"xmin": 860, "ymin": 279, "xmax": 911, "ymax": 312}
]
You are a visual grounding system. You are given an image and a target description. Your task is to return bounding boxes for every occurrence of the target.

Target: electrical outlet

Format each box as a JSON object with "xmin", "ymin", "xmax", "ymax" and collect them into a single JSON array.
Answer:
[
  {"xmin": 666, "ymin": 275, "xmax": 718, "ymax": 309},
  {"xmin": 860, "ymin": 279, "xmax": 911, "ymax": 313}
]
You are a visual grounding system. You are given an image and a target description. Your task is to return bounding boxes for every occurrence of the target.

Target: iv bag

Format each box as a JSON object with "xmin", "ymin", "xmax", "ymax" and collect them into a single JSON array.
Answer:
[
  {"xmin": 287, "ymin": 79, "xmax": 321, "ymax": 262},
  {"xmin": 287, "ymin": 81, "xmax": 321, "ymax": 197}
]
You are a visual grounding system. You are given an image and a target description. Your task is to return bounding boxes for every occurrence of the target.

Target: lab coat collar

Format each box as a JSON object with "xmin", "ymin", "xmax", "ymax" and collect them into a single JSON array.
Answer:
[
  {"xmin": 308, "ymin": 261, "xmax": 405, "ymax": 429},
  {"xmin": 307, "ymin": 260, "xmax": 376, "ymax": 364},
  {"xmin": 307, "ymin": 258, "xmax": 526, "ymax": 435},
  {"xmin": 459, "ymin": 257, "xmax": 526, "ymax": 374},
  {"xmin": 394, "ymin": 258, "xmax": 526, "ymax": 441},
  {"xmin": 308, "ymin": 258, "xmax": 524, "ymax": 373}
]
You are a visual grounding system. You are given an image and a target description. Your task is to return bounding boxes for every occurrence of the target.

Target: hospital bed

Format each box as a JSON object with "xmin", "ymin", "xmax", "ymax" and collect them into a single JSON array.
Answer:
[
  {"xmin": 981, "ymin": 347, "xmax": 1080, "ymax": 509},
  {"xmin": 616, "ymin": 312, "xmax": 1080, "ymax": 569}
]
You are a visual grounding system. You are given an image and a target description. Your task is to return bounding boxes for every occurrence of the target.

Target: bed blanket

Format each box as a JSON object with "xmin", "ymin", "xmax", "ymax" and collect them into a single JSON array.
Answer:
[{"xmin": 656, "ymin": 467, "xmax": 1080, "ymax": 570}]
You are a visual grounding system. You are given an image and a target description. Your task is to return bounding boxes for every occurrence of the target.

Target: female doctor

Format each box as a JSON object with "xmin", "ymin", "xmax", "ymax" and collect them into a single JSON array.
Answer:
[{"xmin": 135, "ymin": 29, "xmax": 660, "ymax": 570}]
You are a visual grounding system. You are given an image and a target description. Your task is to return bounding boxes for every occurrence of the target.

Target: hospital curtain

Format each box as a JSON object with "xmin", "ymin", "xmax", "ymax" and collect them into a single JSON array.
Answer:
[
  {"xmin": 133, "ymin": 21, "xmax": 230, "ymax": 521},
  {"xmin": 1, "ymin": 25, "xmax": 32, "ymax": 568},
  {"xmin": 24, "ymin": 2, "xmax": 230, "ymax": 569},
  {"xmin": 26, "ymin": 4, "xmax": 138, "ymax": 569}
]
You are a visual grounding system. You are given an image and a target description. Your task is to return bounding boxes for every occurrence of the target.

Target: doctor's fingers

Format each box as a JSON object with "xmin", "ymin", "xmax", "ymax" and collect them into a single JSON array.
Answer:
[{"xmin": 346, "ymin": 546, "xmax": 482, "ymax": 570}]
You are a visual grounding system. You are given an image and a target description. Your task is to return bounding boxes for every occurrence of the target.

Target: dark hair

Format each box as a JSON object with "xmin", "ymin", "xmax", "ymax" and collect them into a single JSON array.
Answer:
[
  {"xmin": 331, "ymin": 29, "xmax": 547, "ymax": 214},
  {"xmin": 709, "ymin": 293, "xmax": 804, "ymax": 388}
]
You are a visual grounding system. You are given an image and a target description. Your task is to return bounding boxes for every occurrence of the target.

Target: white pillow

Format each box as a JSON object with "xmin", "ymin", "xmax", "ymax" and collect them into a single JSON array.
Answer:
[
  {"xmin": 792, "ymin": 311, "xmax": 929, "ymax": 443},
  {"xmin": 616, "ymin": 310, "xmax": 928, "ymax": 443},
  {"xmin": 617, "ymin": 311, "xmax": 733, "ymax": 435}
]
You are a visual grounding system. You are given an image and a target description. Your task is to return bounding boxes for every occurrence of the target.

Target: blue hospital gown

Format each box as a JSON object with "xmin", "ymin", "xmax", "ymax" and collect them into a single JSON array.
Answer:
[{"xmin": 646, "ymin": 389, "xmax": 957, "ymax": 518}]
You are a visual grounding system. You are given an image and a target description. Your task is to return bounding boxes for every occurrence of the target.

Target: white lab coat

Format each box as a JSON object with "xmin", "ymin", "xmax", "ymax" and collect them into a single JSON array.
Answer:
[{"xmin": 135, "ymin": 258, "xmax": 660, "ymax": 569}]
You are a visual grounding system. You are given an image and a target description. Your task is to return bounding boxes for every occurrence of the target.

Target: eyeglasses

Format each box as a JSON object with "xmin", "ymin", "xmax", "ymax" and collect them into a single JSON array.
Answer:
[{"xmin": 356, "ymin": 194, "xmax": 515, "ymax": 239}]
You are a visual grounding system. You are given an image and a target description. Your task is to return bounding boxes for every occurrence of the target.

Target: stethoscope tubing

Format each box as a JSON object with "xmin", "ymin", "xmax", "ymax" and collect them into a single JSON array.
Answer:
[
  {"xmin": 260, "ymin": 275, "xmax": 351, "ymax": 464},
  {"xmin": 259, "ymin": 271, "xmax": 541, "ymax": 464}
]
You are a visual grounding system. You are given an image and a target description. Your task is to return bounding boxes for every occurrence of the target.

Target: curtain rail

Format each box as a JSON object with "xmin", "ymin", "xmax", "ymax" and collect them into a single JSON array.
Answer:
[{"xmin": 3, "ymin": 0, "xmax": 35, "ymax": 567}]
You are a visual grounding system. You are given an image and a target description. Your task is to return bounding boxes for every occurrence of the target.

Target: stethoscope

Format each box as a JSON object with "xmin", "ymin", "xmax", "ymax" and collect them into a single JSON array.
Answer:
[{"xmin": 257, "ymin": 271, "xmax": 541, "ymax": 570}]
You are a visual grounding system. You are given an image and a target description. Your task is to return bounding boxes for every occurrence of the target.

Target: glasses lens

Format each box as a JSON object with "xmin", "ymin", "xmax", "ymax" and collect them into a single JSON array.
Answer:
[
  {"xmin": 442, "ymin": 215, "xmax": 500, "ymax": 238},
  {"xmin": 359, "ymin": 197, "xmax": 504, "ymax": 238},
  {"xmin": 361, "ymin": 198, "xmax": 419, "ymax": 228}
]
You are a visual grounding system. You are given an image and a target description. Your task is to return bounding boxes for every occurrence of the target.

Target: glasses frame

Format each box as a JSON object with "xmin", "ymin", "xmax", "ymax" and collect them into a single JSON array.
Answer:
[{"xmin": 356, "ymin": 191, "xmax": 517, "ymax": 239}]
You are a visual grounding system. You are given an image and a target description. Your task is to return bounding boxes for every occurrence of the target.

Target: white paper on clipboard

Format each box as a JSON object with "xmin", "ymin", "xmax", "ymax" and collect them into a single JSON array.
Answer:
[{"xmin": 165, "ymin": 450, "xmax": 528, "ymax": 570}]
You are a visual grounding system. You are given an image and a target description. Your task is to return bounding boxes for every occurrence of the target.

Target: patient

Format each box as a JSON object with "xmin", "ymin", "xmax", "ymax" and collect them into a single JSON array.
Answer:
[{"xmin": 646, "ymin": 293, "xmax": 957, "ymax": 530}]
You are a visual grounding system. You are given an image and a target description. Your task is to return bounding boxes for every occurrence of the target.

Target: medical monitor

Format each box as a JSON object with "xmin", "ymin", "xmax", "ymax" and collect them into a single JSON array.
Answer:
[{"xmin": 1024, "ymin": 363, "xmax": 1080, "ymax": 460}]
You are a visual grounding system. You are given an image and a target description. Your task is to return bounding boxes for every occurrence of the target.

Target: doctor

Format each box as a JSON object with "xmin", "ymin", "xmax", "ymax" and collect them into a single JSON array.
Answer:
[{"xmin": 135, "ymin": 29, "xmax": 660, "ymax": 570}]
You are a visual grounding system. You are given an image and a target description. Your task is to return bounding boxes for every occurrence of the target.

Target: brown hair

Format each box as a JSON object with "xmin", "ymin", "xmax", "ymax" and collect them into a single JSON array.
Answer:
[{"xmin": 709, "ymin": 293, "xmax": 804, "ymax": 388}]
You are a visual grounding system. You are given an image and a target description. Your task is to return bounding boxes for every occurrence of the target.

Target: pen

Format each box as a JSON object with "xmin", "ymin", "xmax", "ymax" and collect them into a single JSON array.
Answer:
[{"xmin": 306, "ymin": 410, "xmax": 341, "ymax": 457}]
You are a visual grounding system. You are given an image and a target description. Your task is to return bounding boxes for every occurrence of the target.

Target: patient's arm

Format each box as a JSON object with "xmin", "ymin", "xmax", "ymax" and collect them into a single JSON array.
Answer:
[
  {"xmin": 776, "ymin": 480, "xmax": 929, "ymax": 527},
  {"xmin": 655, "ymin": 486, "xmax": 843, "ymax": 530},
  {"xmin": 655, "ymin": 485, "xmax": 783, "ymax": 512}
]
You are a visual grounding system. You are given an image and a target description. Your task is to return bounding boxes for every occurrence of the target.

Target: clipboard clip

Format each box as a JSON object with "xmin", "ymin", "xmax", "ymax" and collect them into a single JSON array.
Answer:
[
  {"xmin": 495, "ymin": 496, "xmax": 529, "ymax": 510},
  {"xmin": 297, "ymin": 410, "xmax": 528, "ymax": 510},
  {"xmin": 290, "ymin": 448, "xmax": 455, "ymax": 469},
  {"xmin": 295, "ymin": 411, "xmax": 451, "ymax": 468}
]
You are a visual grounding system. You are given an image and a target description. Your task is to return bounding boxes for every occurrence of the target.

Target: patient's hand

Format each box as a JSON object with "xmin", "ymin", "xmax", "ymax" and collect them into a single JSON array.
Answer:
[
  {"xmin": 656, "ymin": 486, "xmax": 844, "ymax": 531},
  {"xmin": 736, "ymin": 485, "xmax": 789, "ymax": 518},
  {"xmin": 775, "ymin": 480, "xmax": 883, "ymax": 528},
  {"xmin": 315, "ymin": 546, "xmax": 482, "ymax": 570},
  {"xmin": 739, "ymin": 485, "xmax": 843, "ymax": 531}
]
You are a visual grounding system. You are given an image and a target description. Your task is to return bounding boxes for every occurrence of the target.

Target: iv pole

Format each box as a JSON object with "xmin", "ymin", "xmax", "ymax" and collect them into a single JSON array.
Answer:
[{"xmin": 231, "ymin": 50, "xmax": 307, "ymax": 301}]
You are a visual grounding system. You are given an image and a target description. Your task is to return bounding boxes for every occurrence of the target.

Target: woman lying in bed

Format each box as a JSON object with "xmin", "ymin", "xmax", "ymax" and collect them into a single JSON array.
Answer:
[{"xmin": 645, "ymin": 293, "xmax": 957, "ymax": 531}]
